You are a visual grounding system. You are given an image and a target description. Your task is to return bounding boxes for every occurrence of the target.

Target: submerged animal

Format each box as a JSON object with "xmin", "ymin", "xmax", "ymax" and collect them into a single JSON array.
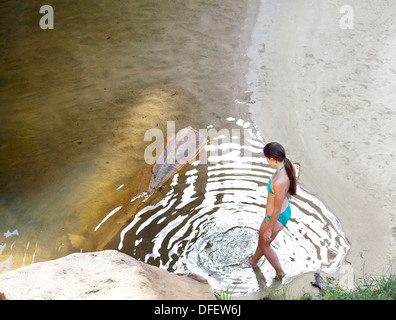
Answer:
[
  {"xmin": 149, "ymin": 126, "xmax": 207, "ymax": 193},
  {"xmin": 59, "ymin": 126, "xmax": 208, "ymax": 252}
]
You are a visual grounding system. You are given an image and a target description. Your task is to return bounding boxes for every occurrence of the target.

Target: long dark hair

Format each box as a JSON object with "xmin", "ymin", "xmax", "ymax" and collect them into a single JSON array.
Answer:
[{"xmin": 263, "ymin": 142, "xmax": 297, "ymax": 196}]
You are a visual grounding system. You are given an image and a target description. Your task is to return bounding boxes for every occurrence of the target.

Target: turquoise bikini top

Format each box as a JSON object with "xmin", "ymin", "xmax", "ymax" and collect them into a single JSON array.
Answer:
[{"xmin": 267, "ymin": 164, "xmax": 291, "ymax": 197}]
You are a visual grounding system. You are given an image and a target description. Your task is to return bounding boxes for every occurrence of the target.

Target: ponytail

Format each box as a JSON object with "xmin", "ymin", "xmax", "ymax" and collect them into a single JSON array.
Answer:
[
  {"xmin": 263, "ymin": 142, "xmax": 297, "ymax": 196},
  {"xmin": 284, "ymin": 157, "xmax": 297, "ymax": 196}
]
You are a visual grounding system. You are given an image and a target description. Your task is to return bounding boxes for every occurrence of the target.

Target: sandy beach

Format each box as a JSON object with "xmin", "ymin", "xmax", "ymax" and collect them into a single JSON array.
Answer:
[{"xmin": 247, "ymin": 0, "xmax": 396, "ymax": 286}]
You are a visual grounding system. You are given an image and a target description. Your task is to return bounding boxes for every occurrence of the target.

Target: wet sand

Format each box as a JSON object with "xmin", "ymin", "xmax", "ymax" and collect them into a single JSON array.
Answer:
[{"xmin": 247, "ymin": 0, "xmax": 396, "ymax": 286}]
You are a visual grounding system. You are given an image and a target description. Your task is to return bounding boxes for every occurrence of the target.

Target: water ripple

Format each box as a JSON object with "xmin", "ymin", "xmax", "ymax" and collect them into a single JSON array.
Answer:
[{"xmin": 115, "ymin": 119, "xmax": 350, "ymax": 296}]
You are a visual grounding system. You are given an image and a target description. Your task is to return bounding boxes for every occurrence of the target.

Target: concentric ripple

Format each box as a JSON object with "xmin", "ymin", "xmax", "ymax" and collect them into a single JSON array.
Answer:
[{"xmin": 113, "ymin": 118, "xmax": 350, "ymax": 296}]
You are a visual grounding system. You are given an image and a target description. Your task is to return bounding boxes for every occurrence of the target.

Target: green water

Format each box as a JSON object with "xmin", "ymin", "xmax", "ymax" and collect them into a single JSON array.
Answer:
[{"xmin": 0, "ymin": 0, "xmax": 252, "ymax": 271}]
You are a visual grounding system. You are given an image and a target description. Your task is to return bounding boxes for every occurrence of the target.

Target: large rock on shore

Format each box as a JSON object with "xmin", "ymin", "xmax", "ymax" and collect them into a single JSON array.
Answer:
[{"xmin": 0, "ymin": 250, "xmax": 215, "ymax": 300}]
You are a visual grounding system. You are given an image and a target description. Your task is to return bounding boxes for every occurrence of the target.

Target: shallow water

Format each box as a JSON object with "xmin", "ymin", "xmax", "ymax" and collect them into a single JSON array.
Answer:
[
  {"xmin": 104, "ymin": 118, "xmax": 350, "ymax": 296},
  {"xmin": 0, "ymin": 0, "xmax": 350, "ymax": 297},
  {"xmin": 1, "ymin": 0, "xmax": 243, "ymax": 271}
]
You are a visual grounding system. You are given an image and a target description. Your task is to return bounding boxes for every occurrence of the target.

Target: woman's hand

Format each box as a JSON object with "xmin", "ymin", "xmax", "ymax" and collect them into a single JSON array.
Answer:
[{"xmin": 263, "ymin": 228, "xmax": 272, "ymax": 242}]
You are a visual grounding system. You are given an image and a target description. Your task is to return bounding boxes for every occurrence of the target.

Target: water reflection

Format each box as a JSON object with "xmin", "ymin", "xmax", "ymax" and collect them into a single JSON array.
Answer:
[{"xmin": 114, "ymin": 118, "xmax": 350, "ymax": 296}]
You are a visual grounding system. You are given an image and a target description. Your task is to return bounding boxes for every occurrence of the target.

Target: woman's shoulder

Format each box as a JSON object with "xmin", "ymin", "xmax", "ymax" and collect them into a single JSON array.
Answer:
[
  {"xmin": 273, "ymin": 172, "xmax": 290, "ymax": 189},
  {"xmin": 274, "ymin": 170, "xmax": 289, "ymax": 183}
]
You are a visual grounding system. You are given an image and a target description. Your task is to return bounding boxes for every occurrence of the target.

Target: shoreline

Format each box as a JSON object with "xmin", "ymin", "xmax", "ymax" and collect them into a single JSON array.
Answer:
[
  {"xmin": 246, "ymin": 0, "xmax": 396, "ymax": 287},
  {"xmin": 1, "ymin": 0, "xmax": 394, "ymax": 299}
]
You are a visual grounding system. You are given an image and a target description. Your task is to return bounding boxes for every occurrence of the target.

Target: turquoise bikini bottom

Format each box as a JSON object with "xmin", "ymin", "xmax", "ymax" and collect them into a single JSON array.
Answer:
[{"xmin": 264, "ymin": 204, "xmax": 291, "ymax": 227}]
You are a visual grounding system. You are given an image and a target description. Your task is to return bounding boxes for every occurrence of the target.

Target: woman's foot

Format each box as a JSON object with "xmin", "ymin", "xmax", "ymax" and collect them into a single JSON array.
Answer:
[
  {"xmin": 275, "ymin": 271, "xmax": 285, "ymax": 280},
  {"xmin": 248, "ymin": 258, "xmax": 259, "ymax": 269}
]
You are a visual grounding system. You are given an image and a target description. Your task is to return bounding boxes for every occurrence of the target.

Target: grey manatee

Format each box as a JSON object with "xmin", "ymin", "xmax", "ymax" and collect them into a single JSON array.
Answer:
[
  {"xmin": 149, "ymin": 126, "xmax": 207, "ymax": 193},
  {"xmin": 61, "ymin": 127, "xmax": 208, "ymax": 252}
]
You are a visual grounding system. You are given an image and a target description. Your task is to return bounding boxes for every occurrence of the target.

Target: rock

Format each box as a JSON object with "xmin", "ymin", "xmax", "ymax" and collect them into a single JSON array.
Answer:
[
  {"xmin": 0, "ymin": 250, "xmax": 215, "ymax": 300},
  {"xmin": 311, "ymin": 273, "xmax": 327, "ymax": 294},
  {"xmin": 310, "ymin": 272, "xmax": 335, "ymax": 294}
]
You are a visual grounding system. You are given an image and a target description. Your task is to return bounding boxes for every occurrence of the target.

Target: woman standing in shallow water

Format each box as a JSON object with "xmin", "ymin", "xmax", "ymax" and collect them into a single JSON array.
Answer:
[{"xmin": 249, "ymin": 142, "xmax": 297, "ymax": 279}]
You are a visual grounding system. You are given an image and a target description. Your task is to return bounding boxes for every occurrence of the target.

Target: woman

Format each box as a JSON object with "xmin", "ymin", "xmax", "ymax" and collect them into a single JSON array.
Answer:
[{"xmin": 249, "ymin": 142, "xmax": 297, "ymax": 279}]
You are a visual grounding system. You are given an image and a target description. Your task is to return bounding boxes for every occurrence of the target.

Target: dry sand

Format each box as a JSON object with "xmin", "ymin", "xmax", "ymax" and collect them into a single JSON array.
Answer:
[{"xmin": 246, "ymin": 0, "xmax": 396, "ymax": 283}]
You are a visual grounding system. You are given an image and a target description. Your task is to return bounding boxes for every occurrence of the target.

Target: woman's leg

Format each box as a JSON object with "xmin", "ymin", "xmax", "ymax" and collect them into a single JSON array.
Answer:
[
  {"xmin": 260, "ymin": 222, "xmax": 285, "ymax": 278},
  {"xmin": 249, "ymin": 220, "xmax": 266, "ymax": 267},
  {"xmin": 249, "ymin": 219, "xmax": 285, "ymax": 277}
]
